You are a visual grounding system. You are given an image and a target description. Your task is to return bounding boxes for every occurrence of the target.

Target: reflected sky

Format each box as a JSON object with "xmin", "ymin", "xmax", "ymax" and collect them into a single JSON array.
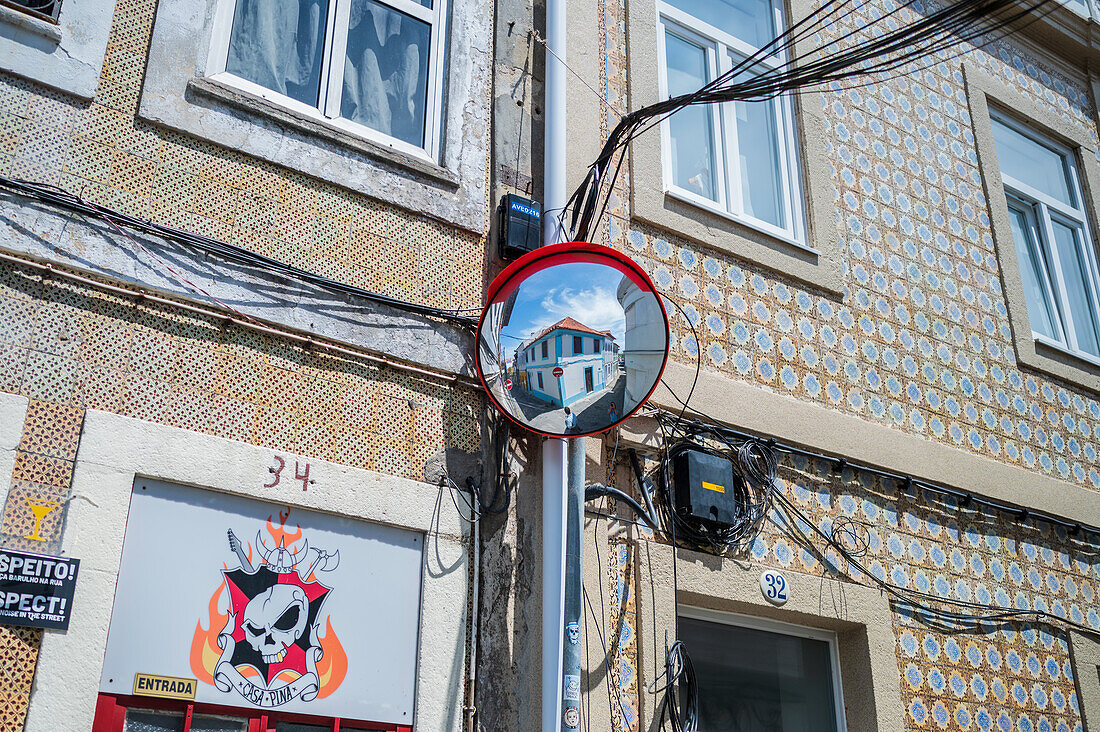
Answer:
[{"xmin": 501, "ymin": 263, "xmax": 627, "ymax": 348}]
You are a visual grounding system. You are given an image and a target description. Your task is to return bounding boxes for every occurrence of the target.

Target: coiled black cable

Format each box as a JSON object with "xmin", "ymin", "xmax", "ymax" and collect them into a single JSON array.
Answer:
[{"xmin": 655, "ymin": 640, "xmax": 698, "ymax": 732}]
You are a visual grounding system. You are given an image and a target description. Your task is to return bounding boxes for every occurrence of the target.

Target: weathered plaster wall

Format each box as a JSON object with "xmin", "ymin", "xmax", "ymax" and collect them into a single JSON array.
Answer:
[{"xmin": 0, "ymin": 0, "xmax": 118, "ymax": 99}]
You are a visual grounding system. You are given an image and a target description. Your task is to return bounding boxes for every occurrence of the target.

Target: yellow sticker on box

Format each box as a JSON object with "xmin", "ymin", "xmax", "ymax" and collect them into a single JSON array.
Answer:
[
  {"xmin": 133, "ymin": 672, "xmax": 197, "ymax": 700},
  {"xmin": 701, "ymin": 481, "xmax": 725, "ymax": 493}
]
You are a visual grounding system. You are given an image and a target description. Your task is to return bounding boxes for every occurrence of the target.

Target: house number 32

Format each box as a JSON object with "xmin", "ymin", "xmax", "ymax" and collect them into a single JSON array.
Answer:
[{"xmin": 760, "ymin": 570, "xmax": 789, "ymax": 606}]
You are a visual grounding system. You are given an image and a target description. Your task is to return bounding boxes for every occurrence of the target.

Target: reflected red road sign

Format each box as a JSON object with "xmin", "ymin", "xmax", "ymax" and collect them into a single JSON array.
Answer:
[
  {"xmin": 552, "ymin": 367, "xmax": 564, "ymax": 377},
  {"xmin": 504, "ymin": 379, "xmax": 513, "ymax": 390}
]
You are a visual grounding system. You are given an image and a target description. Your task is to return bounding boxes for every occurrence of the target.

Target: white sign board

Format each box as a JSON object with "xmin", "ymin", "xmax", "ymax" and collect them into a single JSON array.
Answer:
[{"xmin": 99, "ymin": 479, "xmax": 423, "ymax": 725}]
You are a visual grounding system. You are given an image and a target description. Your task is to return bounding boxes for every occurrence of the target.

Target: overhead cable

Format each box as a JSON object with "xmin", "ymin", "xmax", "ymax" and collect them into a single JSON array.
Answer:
[
  {"xmin": 0, "ymin": 176, "xmax": 479, "ymax": 327},
  {"xmin": 562, "ymin": 0, "xmax": 1056, "ymax": 241}
]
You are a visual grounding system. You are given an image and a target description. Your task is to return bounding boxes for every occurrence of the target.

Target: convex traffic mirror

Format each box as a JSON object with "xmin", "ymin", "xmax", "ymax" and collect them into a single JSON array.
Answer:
[{"xmin": 476, "ymin": 242, "xmax": 670, "ymax": 438}]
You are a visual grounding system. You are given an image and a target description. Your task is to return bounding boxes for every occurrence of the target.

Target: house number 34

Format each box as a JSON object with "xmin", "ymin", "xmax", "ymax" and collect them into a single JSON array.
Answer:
[{"xmin": 759, "ymin": 570, "xmax": 789, "ymax": 606}]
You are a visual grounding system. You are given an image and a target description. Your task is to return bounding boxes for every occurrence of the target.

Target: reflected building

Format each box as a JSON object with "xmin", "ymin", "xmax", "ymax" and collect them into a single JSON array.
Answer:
[
  {"xmin": 617, "ymin": 275, "xmax": 667, "ymax": 408},
  {"xmin": 514, "ymin": 317, "xmax": 617, "ymax": 407}
]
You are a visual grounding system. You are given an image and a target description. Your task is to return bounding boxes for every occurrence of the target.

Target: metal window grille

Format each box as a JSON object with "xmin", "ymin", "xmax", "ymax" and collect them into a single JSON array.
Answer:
[{"xmin": 4, "ymin": 0, "xmax": 61, "ymax": 20}]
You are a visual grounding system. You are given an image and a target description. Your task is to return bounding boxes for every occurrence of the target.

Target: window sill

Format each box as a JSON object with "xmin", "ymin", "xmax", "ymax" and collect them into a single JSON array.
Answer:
[
  {"xmin": 664, "ymin": 187, "xmax": 813, "ymax": 255},
  {"xmin": 0, "ymin": 2, "xmax": 61, "ymax": 44},
  {"xmin": 187, "ymin": 76, "xmax": 460, "ymax": 189},
  {"xmin": 1033, "ymin": 333, "xmax": 1100, "ymax": 370},
  {"xmin": 630, "ymin": 180, "xmax": 843, "ymax": 295}
]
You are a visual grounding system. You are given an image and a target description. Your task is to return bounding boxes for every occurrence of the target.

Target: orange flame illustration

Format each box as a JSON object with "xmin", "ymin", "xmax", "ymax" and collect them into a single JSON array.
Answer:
[
  {"xmin": 190, "ymin": 578, "xmax": 228, "ymax": 684},
  {"xmin": 266, "ymin": 509, "xmax": 303, "ymax": 549},
  {"xmin": 316, "ymin": 616, "xmax": 348, "ymax": 698}
]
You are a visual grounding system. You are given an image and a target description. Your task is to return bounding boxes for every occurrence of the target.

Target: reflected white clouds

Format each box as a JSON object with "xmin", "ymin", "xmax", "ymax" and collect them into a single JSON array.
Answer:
[{"xmin": 514, "ymin": 264, "xmax": 627, "ymax": 345}]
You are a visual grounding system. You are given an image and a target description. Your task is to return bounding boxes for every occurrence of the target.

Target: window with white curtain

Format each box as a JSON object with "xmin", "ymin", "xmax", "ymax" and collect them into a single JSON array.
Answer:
[
  {"xmin": 991, "ymin": 113, "xmax": 1100, "ymax": 364},
  {"xmin": 657, "ymin": 0, "xmax": 804, "ymax": 245},
  {"xmin": 210, "ymin": 0, "xmax": 447, "ymax": 159}
]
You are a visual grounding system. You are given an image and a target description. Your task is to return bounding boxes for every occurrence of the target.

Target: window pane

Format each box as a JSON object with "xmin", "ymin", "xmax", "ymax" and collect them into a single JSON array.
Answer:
[
  {"xmin": 226, "ymin": 0, "xmax": 329, "ymax": 106},
  {"xmin": 1051, "ymin": 220, "xmax": 1100, "ymax": 357},
  {"xmin": 275, "ymin": 724, "xmax": 330, "ymax": 732},
  {"xmin": 665, "ymin": 32, "xmax": 717, "ymax": 202},
  {"xmin": 341, "ymin": 0, "xmax": 431, "ymax": 147},
  {"xmin": 190, "ymin": 716, "xmax": 248, "ymax": 732},
  {"xmin": 734, "ymin": 90, "xmax": 786, "ymax": 228},
  {"xmin": 991, "ymin": 118, "xmax": 1074, "ymax": 206},
  {"xmin": 1007, "ymin": 206, "xmax": 1060, "ymax": 341},
  {"xmin": 124, "ymin": 711, "xmax": 184, "ymax": 732},
  {"xmin": 680, "ymin": 616, "xmax": 839, "ymax": 732},
  {"xmin": 664, "ymin": 0, "xmax": 777, "ymax": 48}
]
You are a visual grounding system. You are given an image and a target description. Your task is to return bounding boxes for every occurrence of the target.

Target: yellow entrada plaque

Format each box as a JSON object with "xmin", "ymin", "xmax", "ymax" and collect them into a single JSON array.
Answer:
[{"xmin": 133, "ymin": 672, "xmax": 197, "ymax": 700}]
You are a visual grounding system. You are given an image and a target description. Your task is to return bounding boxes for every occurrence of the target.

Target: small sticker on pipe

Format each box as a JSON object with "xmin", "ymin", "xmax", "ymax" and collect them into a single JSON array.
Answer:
[{"xmin": 564, "ymin": 674, "xmax": 581, "ymax": 701}]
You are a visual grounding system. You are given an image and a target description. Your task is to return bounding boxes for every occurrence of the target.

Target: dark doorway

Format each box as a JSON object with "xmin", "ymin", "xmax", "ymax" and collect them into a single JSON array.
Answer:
[{"xmin": 584, "ymin": 367, "xmax": 594, "ymax": 393}]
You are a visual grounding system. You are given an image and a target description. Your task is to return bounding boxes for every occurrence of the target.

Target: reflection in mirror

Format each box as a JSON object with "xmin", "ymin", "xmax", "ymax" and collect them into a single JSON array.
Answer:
[{"xmin": 478, "ymin": 256, "xmax": 668, "ymax": 437}]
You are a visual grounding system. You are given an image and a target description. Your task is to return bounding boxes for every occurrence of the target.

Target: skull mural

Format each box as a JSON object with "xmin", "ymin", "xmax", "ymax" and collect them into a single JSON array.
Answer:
[{"xmin": 241, "ymin": 584, "xmax": 309, "ymax": 663}]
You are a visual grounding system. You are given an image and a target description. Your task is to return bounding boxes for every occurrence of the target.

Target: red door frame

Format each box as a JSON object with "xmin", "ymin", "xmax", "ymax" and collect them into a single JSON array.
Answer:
[{"xmin": 92, "ymin": 693, "xmax": 412, "ymax": 732}]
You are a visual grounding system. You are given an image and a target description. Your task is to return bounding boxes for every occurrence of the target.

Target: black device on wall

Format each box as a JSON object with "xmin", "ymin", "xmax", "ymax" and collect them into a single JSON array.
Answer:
[
  {"xmin": 498, "ymin": 194, "xmax": 542, "ymax": 260},
  {"xmin": 672, "ymin": 448, "xmax": 745, "ymax": 528}
]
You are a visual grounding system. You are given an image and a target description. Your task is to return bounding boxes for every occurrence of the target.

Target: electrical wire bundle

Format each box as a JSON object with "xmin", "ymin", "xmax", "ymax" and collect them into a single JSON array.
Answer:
[
  {"xmin": 0, "ymin": 175, "xmax": 478, "ymax": 327},
  {"xmin": 652, "ymin": 418, "xmax": 777, "ymax": 555},
  {"xmin": 560, "ymin": 0, "xmax": 1055, "ymax": 242},
  {"xmin": 770, "ymin": 484, "xmax": 1100, "ymax": 638},
  {"xmin": 653, "ymin": 408, "xmax": 1100, "ymax": 640}
]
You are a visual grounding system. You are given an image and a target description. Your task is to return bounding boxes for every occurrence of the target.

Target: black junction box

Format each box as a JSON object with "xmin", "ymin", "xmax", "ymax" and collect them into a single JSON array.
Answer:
[
  {"xmin": 498, "ymin": 194, "xmax": 542, "ymax": 260},
  {"xmin": 672, "ymin": 448, "xmax": 744, "ymax": 527}
]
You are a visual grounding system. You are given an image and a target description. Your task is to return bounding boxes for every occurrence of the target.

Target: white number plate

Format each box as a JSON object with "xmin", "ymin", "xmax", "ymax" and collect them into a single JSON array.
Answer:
[{"xmin": 759, "ymin": 569, "xmax": 789, "ymax": 606}]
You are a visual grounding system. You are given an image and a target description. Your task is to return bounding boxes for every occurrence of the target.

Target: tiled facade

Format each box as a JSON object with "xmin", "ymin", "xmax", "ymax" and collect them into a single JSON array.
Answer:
[
  {"xmin": 0, "ymin": 259, "xmax": 482, "ymax": 728},
  {"xmin": 0, "ymin": 0, "xmax": 485, "ymax": 727},
  {"xmin": 3, "ymin": 0, "xmax": 1100, "ymax": 728},
  {"xmin": 581, "ymin": 0, "xmax": 1100, "ymax": 730},
  {"xmin": 0, "ymin": 0, "xmax": 486, "ymax": 312},
  {"xmin": 604, "ymin": 26, "xmax": 1100, "ymax": 493},
  {"xmin": 607, "ymin": 452, "xmax": 1100, "ymax": 732}
]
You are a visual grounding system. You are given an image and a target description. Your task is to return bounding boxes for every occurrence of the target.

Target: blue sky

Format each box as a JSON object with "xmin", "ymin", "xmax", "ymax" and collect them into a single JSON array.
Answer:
[{"xmin": 502, "ymin": 263, "xmax": 627, "ymax": 353}]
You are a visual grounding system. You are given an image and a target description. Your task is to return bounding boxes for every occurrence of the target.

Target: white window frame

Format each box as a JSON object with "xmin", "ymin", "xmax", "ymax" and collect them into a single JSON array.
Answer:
[
  {"xmin": 205, "ymin": 0, "xmax": 449, "ymax": 162},
  {"xmin": 655, "ymin": 1, "xmax": 806, "ymax": 248},
  {"xmin": 678, "ymin": 606, "xmax": 848, "ymax": 732},
  {"xmin": 993, "ymin": 111, "xmax": 1100, "ymax": 368}
]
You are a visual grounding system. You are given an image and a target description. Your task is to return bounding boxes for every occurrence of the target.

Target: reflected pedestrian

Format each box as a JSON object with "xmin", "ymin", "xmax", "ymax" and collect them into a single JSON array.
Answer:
[
  {"xmin": 564, "ymin": 406, "xmax": 577, "ymax": 433},
  {"xmin": 608, "ymin": 401, "xmax": 620, "ymax": 422}
]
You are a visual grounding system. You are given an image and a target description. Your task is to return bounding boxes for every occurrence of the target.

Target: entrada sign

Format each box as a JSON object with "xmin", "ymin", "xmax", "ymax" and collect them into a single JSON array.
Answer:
[
  {"xmin": 133, "ymin": 672, "xmax": 198, "ymax": 700},
  {"xmin": 0, "ymin": 549, "xmax": 79, "ymax": 631}
]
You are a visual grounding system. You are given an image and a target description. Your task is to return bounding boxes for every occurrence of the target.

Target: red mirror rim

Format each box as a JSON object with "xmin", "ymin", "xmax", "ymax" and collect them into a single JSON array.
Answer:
[{"xmin": 476, "ymin": 241, "xmax": 671, "ymax": 439}]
